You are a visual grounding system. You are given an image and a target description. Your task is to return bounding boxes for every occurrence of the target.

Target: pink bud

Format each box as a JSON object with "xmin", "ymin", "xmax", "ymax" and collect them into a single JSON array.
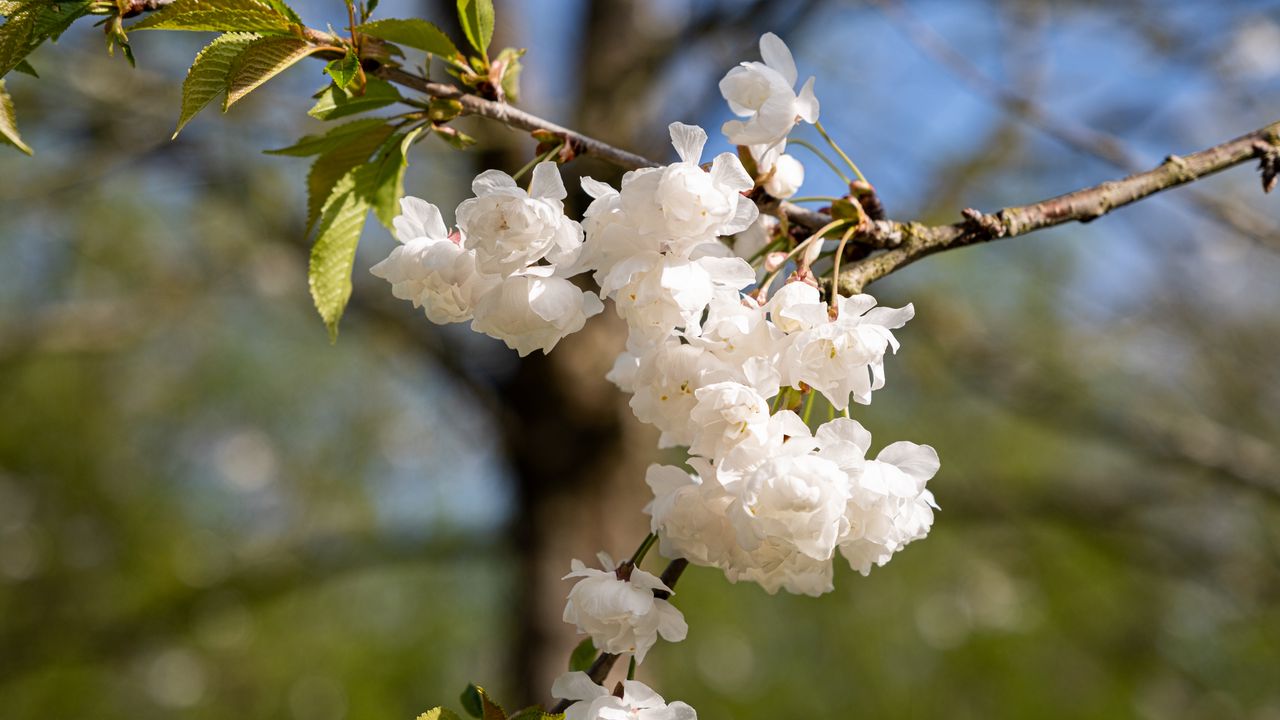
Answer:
[{"xmin": 764, "ymin": 251, "xmax": 788, "ymax": 272}]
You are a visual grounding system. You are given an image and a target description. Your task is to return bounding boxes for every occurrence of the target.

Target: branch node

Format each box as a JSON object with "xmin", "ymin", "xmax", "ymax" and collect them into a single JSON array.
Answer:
[{"xmin": 961, "ymin": 208, "xmax": 1006, "ymax": 238}]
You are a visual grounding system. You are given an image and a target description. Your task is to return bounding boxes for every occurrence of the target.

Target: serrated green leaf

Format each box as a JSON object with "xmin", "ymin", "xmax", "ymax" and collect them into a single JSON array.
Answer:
[
  {"xmin": 223, "ymin": 35, "xmax": 320, "ymax": 109},
  {"xmin": 368, "ymin": 127, "xmax": 422, "ymax": 228},
  {"xmin": 129, "ymin": 0, "xmax": 294, "ymax": 34},
  {"xmin": 260, "ymin": 0, "xmax": 301, "ymax": 24},
  {"xmin": 325, "ymin": 50, "xmax": 358, "ymax": 88},
  {"xmin": 459, "ymin": 685, "xmax": 483, "ymax": 719},
  {"xmin": 265, "ymin": 117, "xmax": 387, "ymax": 156},
  {"xmin": 0, "ymin": 78, "xmax": 30, "ymax": 154},
  {"xmin": 304, "ymin": 121, "xmax": 393, "ymax": 231},
  {"xmin": 455, "ymin": 0, "xmax": 492, "ymax": 58},
  {"xmin": 459, "ymin": 684, "xmax": 506, "ymax": 720},
  {"xmin": 307, "ymin": 77, "xmax": 401, "ymax": 120},
  {"xmin": 309, "ymin": 163, "xmax": 373, "ymax": 341},
  {"xmin": 356, "ymin": 18, "xmax": 458, "ymax": 59},
  {"xmin": 568, "ymin": 638, "xmax": 595, "ymax": 673},
  {"xmin": 416, "ymin": 709, "xmax": 463, "ymax": 720},
  {"xmin": 173, "ymin": 32, "xmax": 259, "ymax": 137},
  {"xmin": 0, "ymin": 0, "xmax": 92, "ymax": 77}
]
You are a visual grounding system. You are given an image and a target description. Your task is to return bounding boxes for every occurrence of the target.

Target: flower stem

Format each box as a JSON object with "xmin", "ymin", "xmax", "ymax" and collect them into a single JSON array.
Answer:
[
  {"xmin": 787, "ymin": 138, "xmax": 851, "ymax": 184},
  {"xmin": 757, "ymin": 219, "xmax": 849, "ymax": 298},
  {"xmin": 802, "ymin": 391, "xmax": 816, "ymax": 425},
  {"xmin": 627, "ymin": 656, "xmax": 637, "ymax": 681},
  {"xmin": 788, "ymin": 196, "xmax": 843, "ymax": 203},
  {"xmin": 628, "ymin": 532, "xmax": 659, "ymax": 568},
  {"xmin": 829, "ymin": 222, "xmax": 859, "ymax": 300},
  {"xmin": 813, "ymin": 121, "xmax": 868, "ymax": 184}
]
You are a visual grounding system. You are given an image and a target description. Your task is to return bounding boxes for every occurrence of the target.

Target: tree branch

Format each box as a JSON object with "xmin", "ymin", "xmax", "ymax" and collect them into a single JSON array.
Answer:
[
  {"xmin": 373, "ymin": 65, "xmax": 832, "ymax": 231},
  {"xmin": 371, "ymin": 65, "xmax": 1275, "ymax": 291},
  {"xmin": 838, "ymin": 122, "xmax": 1280, "ymax": 292}
]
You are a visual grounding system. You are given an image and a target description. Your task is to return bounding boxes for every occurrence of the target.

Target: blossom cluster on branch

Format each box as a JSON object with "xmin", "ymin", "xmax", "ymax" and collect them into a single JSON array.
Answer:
[{"xmin": 373, "ymin": 32, "xmax": 939, "ymax": 719}]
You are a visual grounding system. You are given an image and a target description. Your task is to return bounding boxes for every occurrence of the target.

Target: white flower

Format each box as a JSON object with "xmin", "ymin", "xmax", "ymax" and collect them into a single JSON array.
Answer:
[
  {"xmin": 729, "ymin": 453, "xmax": 850, "ymax": 563},
  {"xmin": 628, "ymin": 341, "xmax": 732, "ymax": 447},
  {"xmin": 617, "ymin": 123, "xmax": 758, "ymax": 243},
  {"xmin": 815, "ymin": 420, "xmax": 941, "ymax": 576},
  {"xmin": 470, "ymin": 267, "xmax": 604, "ymax": 356},
  {"xmin": 551, "ymin": 673, "xmax": 697, "ymax": 720},
  {"xmin": 688, "ymin": 381, "xmax": 771, "ymax": 459},
  {"xmin": 752, "ymin": 144, "xmax": 805, "ymax": 199},
  {"xmin": 645, "ymin": 461, "xmax": 737, "ymax": 569},
  {"xmin": 455, "ymin": 162, "xmax": 584, "ymax": 275},
  {"xmin": 370, "ymin": 197, "xmax": 497, "ymax": 324},
  {"xmin": 765, "ymin": 280, "xmax": 825, "ymax": 334},
  {"xmin": 720, "ymin": 32, "xmax": 820, "ymax": 148},
  {"xmin": 562, "ymin": 555, "xmax": 687, "ymax": 663},
  {"xmin": 604, "ymin": 252, "xmax": 756, "ymax": 349},
  {"xmin": 781, "ymin": 293, "xmax": 915, "ymax": 409}
]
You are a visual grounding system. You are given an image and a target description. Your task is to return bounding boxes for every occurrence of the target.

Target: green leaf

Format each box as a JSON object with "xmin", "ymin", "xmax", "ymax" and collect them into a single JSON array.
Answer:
[
  {"xmin": 173, "ymin": 31, "xmax": 259, "ymax": 138},
  {"xmin": 260, "ymin": 0, "xmax": 301, "ymax": 25},
  {"xmin": 355, "ymin": 17, "xmax": 458, "ymax": 59},
  {"xmin": 13, "ymin": 58, "xmax": 34, "ymax": 76},
  {"xmin": 304, "ymin": 121, "xmax": 393, "ymax": 231},
  {"xmin": 416, "ymin": 710, "xmax": 463, "ymax": 720},
  {"xmin": 459, "ymin": 684, "xmax": 506, "ymax": 720},
  {"xmin": 129, "ymin": 0, "xmax": 295, "ymax": 34},
  {"xmin": 307, "ymin": 77, "xmax": 401, "ymax": 120},
  {"xmin": 459, "ymin": 685, "xmax": 484, "ymax": 719},
  {"xmin": 568, "ymin": 638, "xmax": 595, "ymax": 673},
  {"xmin": 265, "ymin": 117, "xmax": 387, "ymax": 156},
  {"xmin": 325, "ymin": 50, "xmax": 359, "ymax": 88},
  {"xmin": 309, "ymin": 164, "xmax": 374, "ymax": 341},
  {"xmin": 455, "ymin": 0, "xmax": 492, "ymax": 58},
  {"xmin": 368, "ymin": 128, "xmax": 422, "ymax": 228},
  {"xmin": 224, "ymin": 35, "xmax": 322, "ymax": 109},
  {"xmin": 494, "ymin": 46, "xmax": 523, "ymax": 102},
  {"xmin": 0, "ymin": 78, "xmax": 30, "ymax": 154},
  {"xmin": 0, "ymin": 0, "xmax": 92, "ymax": 77}
]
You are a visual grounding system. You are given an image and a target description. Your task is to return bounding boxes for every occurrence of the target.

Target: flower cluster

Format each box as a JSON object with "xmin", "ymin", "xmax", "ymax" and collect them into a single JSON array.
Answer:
[
  {"xmin": 372, "ymin": 31, "xmax": 941, "ymax": 715},
  {"xmin": 371, "ymin": 163, "xmax": 603, "ymax": 357}
]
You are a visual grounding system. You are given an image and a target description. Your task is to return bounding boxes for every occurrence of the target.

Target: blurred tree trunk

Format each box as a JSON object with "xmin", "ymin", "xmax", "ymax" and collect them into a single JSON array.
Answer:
[{"xmin": 419, "ymin": 0, "xmax": 664, "ymax": 705}]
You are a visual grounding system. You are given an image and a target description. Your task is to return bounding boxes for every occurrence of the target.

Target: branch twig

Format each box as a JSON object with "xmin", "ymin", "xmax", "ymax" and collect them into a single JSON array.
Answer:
[{"xmin": 838, "ymin": 122, "xmax": 1280, "ymax": 293}]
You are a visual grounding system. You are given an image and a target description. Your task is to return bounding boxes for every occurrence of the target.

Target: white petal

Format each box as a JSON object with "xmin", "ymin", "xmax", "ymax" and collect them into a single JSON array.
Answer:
[
  {"xmin": 709, "ymin": 152, "xmax": 754, "ymax": 193},
  {"xmin": 529, "ymin": 161, "xmax": 568, "ymax": 200},
  {"xmin": 876, "ymin": 442, "xmax": 940, "ymax": 484},
  {"xmin": 551, "ymin": 672, "xmax": 607, "ymax": 702},
  {"xmin": 581, "ymin": 176, "xmax": 618, "ymax": 199},
  {"xmin": 795, "ymin": 76, "xmax": 820, "ymax": 123},
  {"xmin": 471, "ymin": 169, "xmax": 518, "ymax": 196},
  {"xmin": 668, "ymin": 122, "xmax": 708, "ymax": 164},
  {"xmin": 759, "ymin": 32, "xmax": 798, "ymax": 86}
]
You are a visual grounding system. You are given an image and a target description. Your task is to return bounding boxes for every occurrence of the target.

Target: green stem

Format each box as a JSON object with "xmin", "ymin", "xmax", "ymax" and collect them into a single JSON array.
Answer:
[
  {"xmin": 627, "ymin": 656, "xmax": 637, "ymax": 681},
  {"xmin": 788, "ymin": 196, "xmax": 843, "ymax": 203},
  {"xmin": 802, "ymin": 391, "xmax": 816, "ymax": 425},
  {"xmin": 628, "ymin": 533, "xmax": 659, "ymax": 568},
  {"xmin": 787, "ymin": 138, "xmax": 851, "ymax": 184},
  {"xmin": 813, "ymin": 121, "xmax": 868, "ymax": 184}
]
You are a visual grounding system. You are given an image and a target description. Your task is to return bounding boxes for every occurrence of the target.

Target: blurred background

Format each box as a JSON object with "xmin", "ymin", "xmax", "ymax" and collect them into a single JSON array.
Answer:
[{"xmin": 2, "ymin": 0, "xmax": 1280, "ymax": 718}]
